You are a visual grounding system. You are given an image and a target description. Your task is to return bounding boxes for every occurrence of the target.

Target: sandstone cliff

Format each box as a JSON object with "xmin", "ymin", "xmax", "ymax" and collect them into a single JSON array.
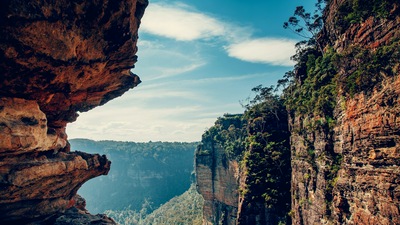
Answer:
[
  {"xmin": 0, "ymin": 0, "xmax": 147, "ymax": 224},
  {"xmin": 195, "ymin": 1, "xmax": 400, "ymax": 225},
  {"xmin": 195, "ymin": 116, "xmax": 242, "ymax": 225},
  {"xmin": 289, "ymin": 0, "xmax": 400, "ymax": 224},
  {"xmin": 196, "ymin": 104, "xmax": 291, "ymax": 224}
]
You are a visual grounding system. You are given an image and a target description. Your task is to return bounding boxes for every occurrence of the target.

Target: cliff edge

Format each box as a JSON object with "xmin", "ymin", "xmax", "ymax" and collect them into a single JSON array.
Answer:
[
  {"xmin": 195, "ymin": 1, "xmax": 400, "ymax": 224},
  {"xmin": 289, "ymin": 0, "xmax": 400, "ymax": 224},
  {"xmin": 0, "ymin": 0, "xmax": 147, "ymax": 224}
]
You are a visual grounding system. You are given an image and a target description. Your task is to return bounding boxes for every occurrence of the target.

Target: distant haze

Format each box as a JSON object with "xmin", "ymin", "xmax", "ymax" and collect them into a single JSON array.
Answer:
[{"xmin": 67, "ymin": 0, "xmax": 316, "ymax": 142}]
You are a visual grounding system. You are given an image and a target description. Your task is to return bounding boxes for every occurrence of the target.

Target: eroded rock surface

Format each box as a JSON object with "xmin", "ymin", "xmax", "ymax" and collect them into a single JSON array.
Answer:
[
  {"xmin": 196, "ymin": 143, "xmax": 240, "ymax": 225},
  {"xmin": 290, "ymin": 1, "xmax": 400, "ymax": 224},
  {"xmin": 0, "ymin": 0, "xmax": 147, "ymax": 223},
  {"xmin": 195, "ymin": 1, "xmax": 400, "ymax": 225}
]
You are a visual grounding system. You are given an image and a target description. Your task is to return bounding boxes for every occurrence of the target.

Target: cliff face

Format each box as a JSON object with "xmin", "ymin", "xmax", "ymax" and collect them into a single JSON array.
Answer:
[
  {"xmin": 330, "ymin": 2, "xmax": 400, "ymax": 223},
  {"xmin": 196, "ymin": 143, "xmax": 239, "ymax": 225},
  {"xmin": 332, "ymin": 76, "xmax": 400, "ymax": 224},
  {"xmin": 196, "ymin": 104, "xmax": 291, "ymax": 225},
  {"xmin": 195, "ymin": 115, "xmax": 244, "ymax": 225},
  {"xmin": 0, "ymin": 0, "xmax": 147, "ymax": 224},
  {"xmin": 196, "ymin": 1, "xmax": 400, "ymax": 225},
  {"xmin": 290, "ymin": 0, "xmax": 400, "ymax": 224},
  {"xmin": 196, "ymin": 142, "xmax": 240, "ymax": 225}
]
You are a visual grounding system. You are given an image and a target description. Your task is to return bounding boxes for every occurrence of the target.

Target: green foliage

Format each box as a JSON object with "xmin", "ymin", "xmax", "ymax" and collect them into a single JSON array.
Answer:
[
  {"xmin": 336, "ymin": 0, "xmax": 399, "ymax": 30},
  {"xmin": 198, "ymin": 114, "xmax": 247, "ymax": 160},
  {"xmin": 283, "ymin": 0, "xmax": 399, "ymax": 112},
  {"xmin": 339, "ymin": 40, "xmax": 400, "ymax": 96},
  {"xmin": 239, "ymin": 89, "xmax": 291, "ymax": 223},
  {"xmin": 283, "ymin": 0, "xmax": 326, "ymax": 54},
  {"xmin": 200, "ymin": 87, "xmax": 291, "ymax": 224},
  {"xmin": 196, "ymin": 149, "xmax": 211, "ymax": 156},
  {"xmin": 325, "ymin": 154, "xmax": 343, "ymax": 196},
  {"xmin": 284, "ymin": 47, "xmax": 338, "ymax": 118},
  {"xmin": 105, "ymin": 185, "xmax": 204, "ymax": 225}
]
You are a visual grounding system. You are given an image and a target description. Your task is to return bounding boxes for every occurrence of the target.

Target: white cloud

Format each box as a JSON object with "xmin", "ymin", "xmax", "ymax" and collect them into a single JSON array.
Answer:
[
  {"xmin": 140, "ymin": 2, "xmax": 296, "ymax": 66},
  {"xmin": 141, "ymin": 3, "xmax": 226, "ymax": 41},
  {"xmin": 67, "ymin": 103, "xmax": 226, "ymax": 142},
  {"xmin": 66, "ymin": 76, "xmax": 248, "ymax": 142},
  {"xmin": 147, "ymin": 63, "xmax": 205, "ymax": 81},
  {"xmin": 67, "ymin": 2, "xmax": 300, "ymax": 143},
  {"xmin": 225, "ymin": 38, "xmax": 297, "ymax": 66}
]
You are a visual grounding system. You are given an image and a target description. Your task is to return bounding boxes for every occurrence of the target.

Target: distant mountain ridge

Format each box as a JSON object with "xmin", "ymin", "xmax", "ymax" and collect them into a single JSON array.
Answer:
[{"xmin": 69, "ymin": 139, "xmax": 198, "ymax": 214}]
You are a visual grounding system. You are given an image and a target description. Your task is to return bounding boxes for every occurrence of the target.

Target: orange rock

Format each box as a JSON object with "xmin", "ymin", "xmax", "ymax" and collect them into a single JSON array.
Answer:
[{"xmin": 0, "ymin": 0, "xmax": 148, "ymax": 223}]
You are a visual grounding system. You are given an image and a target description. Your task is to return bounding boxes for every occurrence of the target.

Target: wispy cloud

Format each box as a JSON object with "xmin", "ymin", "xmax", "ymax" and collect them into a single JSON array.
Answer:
[
  {"xmin": 131, "ymin": 89, "xmax": 206, "ymax": 102},
  {"xmin": 146, "ymin": 63, "xmax": 205, "ymax": 81},
  {"xmin": 225, "ymin": 38, "xmax": 297, "ymax": 66},
  {"xmin": 130, "ymin": 72, "xmax": 271, "ymax": 94},
  {"xmin": 141, "ymin": 3, "xmax": 226, "ymax": 41},
  {"xmin": 136, "ymin": 39, "xmax": 205, "ymax": 80},
  {"xmin": 140, "ymin": 2, "xmax": 296, "ymax": 66}
]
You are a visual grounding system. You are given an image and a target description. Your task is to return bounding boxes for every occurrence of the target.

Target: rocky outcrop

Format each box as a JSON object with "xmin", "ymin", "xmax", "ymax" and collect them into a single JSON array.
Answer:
[
  {"xmin": 0, "ymin": 0, "xmax": 147, "ymax": 223},
  {"xmin": 53, "ymin": 195, "xmax": 117, "ymax": 225}
]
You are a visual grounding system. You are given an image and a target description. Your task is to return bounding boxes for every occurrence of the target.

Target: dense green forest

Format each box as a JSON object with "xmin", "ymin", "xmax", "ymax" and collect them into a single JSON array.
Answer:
[{"xmin": 70, "ymin": 139, "xmax": 198, "ymax": 214}]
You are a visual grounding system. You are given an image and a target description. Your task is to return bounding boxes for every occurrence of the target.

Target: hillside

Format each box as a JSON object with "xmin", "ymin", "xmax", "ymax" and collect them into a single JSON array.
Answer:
[{"xmin": 105, "ymin": 184, "xmax": 204, "ymax": 225}]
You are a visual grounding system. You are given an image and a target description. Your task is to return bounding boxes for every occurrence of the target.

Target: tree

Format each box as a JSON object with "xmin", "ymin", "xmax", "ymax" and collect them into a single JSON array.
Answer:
[{"xmin": 283, "ymin": 0, "xmax": 326, "ymax": 54}]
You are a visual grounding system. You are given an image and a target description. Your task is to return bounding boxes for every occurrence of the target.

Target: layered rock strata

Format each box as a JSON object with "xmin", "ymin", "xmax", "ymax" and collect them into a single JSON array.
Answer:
[
  {"xmin": 196, "ymin": 142, "xmax": 240, "ymax": 225},
  {"xmin": 196, "ymin": 111, "xmax": 291, "ymax": 225},
  {"xmin": 0, "ymin": 0, "xmax": 147, "ymax": 223},
  {"xmin": 291, "ymin": 1, "xmax": 400, "ymax": 224},
  {"xmin": 196, "ymin": 1, "xmax": 400, "ymax": 225},
  {"xmin": 332, "ymin": 76, "xmax": 400, "ymax": 225}
]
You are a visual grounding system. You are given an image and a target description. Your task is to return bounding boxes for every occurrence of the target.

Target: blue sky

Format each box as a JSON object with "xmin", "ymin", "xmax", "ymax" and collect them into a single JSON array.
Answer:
[{"xmin": 67, "ymin": 0, "xmax": 317, "ymax": 142}]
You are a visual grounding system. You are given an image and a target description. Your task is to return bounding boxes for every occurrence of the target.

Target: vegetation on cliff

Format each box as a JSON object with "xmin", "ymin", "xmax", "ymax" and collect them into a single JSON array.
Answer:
[
  {"xmin": 282, "ymin": 0, "xmax": 400, "ymax": 223},
  {"xmin": 239, "ymin": 86, "xmax": 291, "ymax": 224},
  {"xmin": 199, "ymin": 114, "xmax": 246, "ymax": 160},
  {"xmin": 336, "ymin": 0, "xmax": 399, "ymax": 30},
  {"xmin": 196, "ymin": 1, "xmax": 400, "ymax": 224},
  {"xmin": 339, "ymin": 40, "xmax": 400, "ymax": 96},
  {"xmin": 197, "ymin": 87, "xmax": 291, "ymax": 224},
  {"xmin": 334, "ymin": 0, "xmax": 400, "ymax": 96}
]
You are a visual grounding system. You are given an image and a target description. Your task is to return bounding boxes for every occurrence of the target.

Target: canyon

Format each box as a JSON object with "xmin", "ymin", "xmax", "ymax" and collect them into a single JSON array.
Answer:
[
  {"xmin": 0, "ymin": 0, "xmax": 399, "ymax": 224},
  {"xmin": 69, "ymin": 139, "xmax": 196, "ymax": 214}
]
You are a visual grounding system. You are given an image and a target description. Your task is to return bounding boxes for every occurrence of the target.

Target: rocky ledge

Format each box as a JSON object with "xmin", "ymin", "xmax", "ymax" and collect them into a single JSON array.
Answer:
[{"xmin": 0, "ymin": 0, "xmax": 148, "ymax": 224}]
